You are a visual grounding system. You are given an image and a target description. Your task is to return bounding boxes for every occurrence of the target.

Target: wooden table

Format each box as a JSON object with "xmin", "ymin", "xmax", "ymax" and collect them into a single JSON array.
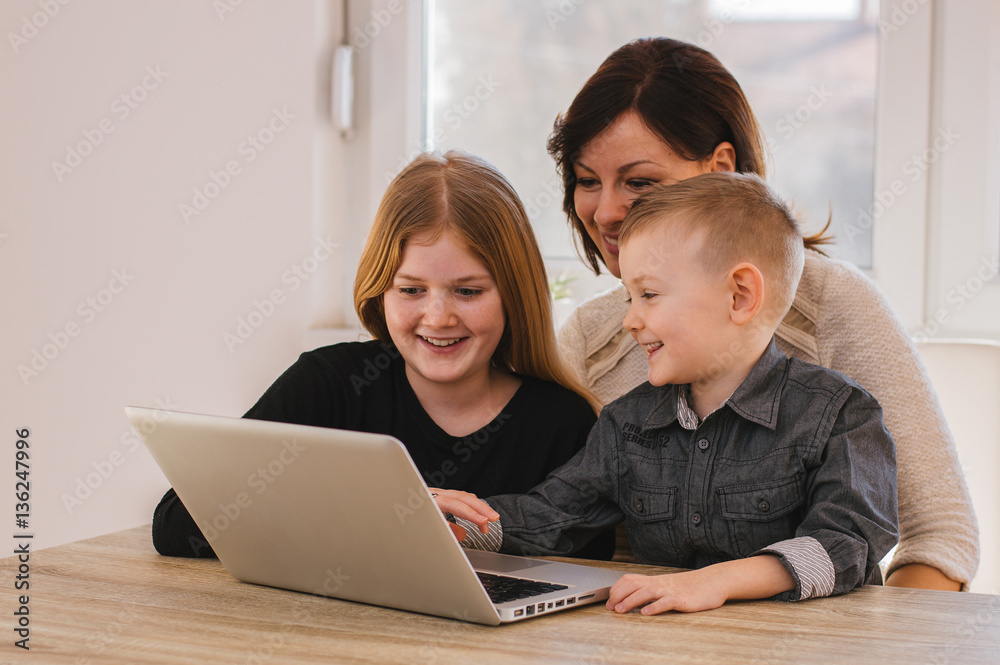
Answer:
[{"xmin": 2, "ymin": 526, "xmax": 998, "ymax": 664}]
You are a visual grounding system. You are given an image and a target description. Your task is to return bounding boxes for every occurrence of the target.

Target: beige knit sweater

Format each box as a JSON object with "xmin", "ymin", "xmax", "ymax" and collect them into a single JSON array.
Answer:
[{"xmin": 557, "ymin": 249, "xmax": 979, "ymax": 586}]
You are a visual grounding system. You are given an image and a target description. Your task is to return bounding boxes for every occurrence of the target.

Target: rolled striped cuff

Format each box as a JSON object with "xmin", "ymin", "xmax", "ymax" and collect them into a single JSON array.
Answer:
[
  {"xmin": 759, "ymin": 536, "xmax": 835, "ymax": 600},
  {"xmin": 449, "ymin": 515, "xmax": 503, "ymax": 552}
]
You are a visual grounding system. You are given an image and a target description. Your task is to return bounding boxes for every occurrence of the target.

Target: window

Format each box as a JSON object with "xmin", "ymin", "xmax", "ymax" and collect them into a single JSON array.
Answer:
[{"xmin": 425, "ymin": 0, "xmax": 880, "ymax": 310}]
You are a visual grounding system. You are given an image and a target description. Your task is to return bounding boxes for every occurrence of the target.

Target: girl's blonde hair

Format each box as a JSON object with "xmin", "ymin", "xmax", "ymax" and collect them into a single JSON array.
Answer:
[{"xmin": 354, "ymin": 151, "xmax": 599, "ymax": 413}]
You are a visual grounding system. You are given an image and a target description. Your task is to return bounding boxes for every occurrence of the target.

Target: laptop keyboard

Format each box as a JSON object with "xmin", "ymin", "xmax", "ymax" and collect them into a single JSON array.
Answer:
[{"xmin": 477, "ymin": 572, "xmax": 568, "ymax": 604}]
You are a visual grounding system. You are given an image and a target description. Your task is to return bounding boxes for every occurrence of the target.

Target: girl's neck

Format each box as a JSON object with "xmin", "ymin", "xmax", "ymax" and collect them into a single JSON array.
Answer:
[{"xmin": 405, "ymin": 365, "xmax": 522, "ymax": 437}]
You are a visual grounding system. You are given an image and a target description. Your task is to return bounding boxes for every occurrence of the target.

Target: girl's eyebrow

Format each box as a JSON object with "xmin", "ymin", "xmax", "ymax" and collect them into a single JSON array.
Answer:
[{"xmin": 392, "ymin": 273, "xmax": 493, "ymax": 283}]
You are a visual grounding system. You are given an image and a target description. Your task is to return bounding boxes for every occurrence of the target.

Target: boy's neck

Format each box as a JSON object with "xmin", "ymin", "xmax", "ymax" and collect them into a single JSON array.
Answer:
[{"xmin": 688, "ymin": 337, "xmax": 771, "ymax": 421}]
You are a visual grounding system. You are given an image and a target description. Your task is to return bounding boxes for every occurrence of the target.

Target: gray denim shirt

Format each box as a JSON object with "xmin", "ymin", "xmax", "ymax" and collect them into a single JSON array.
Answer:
[{"xmin": 485, "ymin": 339, "xmax": 899, "ymax": 600}]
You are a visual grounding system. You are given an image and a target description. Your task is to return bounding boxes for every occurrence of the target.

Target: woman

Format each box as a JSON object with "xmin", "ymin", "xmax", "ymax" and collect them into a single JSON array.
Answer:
[
  {"xmin": 152, "ymin": 151, "xmax": 612, "ymax": 559},
  {"xmin": 550, "ymin": 38, "xmax": 977, "ymax": 590}
]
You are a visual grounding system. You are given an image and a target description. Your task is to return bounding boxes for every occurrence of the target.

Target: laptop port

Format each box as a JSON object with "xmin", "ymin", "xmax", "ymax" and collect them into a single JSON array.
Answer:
[
  {"xmin": 555, "ymin": 600, "xmax": 565, "ymax": 607},
  {"xmin": 526, "ymin": 606, "xmax": 534, "ymax": 616},
  {"xmin": 578, "ymin": 594, "xmax": 595, "ymax": 601},
  {"xmin": 537, "ymin": 603, "xmax": 545, "ymax": 613},
  {"xmin": 514, "ymin": 609, "xmax": 524, "ymax": 617},
  {"xmin": 566, "ymin": 598, "xmax": 576, "ymax": 605},
  {"xmin": 547, "ymin": 602, "xmax": 553, "ymax": 609}
]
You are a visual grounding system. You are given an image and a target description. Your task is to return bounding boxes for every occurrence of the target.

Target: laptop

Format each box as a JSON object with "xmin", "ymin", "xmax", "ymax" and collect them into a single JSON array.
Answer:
[{"xmin": 127, "ymin": 406, "xmax": 624, "ymax": 625}]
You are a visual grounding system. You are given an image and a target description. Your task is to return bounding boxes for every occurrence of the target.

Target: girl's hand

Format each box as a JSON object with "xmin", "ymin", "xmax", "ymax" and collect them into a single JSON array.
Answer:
[{"xmin": 428, "ymin": 488, "xmax": 500, "ymax": 538}]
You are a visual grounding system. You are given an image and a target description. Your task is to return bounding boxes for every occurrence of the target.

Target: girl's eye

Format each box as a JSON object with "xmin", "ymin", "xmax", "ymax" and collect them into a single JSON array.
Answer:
[
  {"xmin": 397, "ymin": 287, "xmax": 421, "ymax": 296},
  {"xmin": 456, "ymin": 287, "xmax": 482, "ymax": 298},
  {"xmin": 641, "ymin": 292, "xmax": 657, "ymax": 300}
]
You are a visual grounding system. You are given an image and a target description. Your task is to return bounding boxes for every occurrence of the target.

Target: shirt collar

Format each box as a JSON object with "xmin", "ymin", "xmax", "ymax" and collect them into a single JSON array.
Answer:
[{"xmin": 642, "ymin": 337, "xmax": 788, "ymax": 431}]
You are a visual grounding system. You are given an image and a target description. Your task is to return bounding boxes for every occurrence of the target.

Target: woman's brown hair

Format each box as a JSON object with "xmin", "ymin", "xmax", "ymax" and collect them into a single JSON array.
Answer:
[
  {"xmin": 353, "ymin": 151, "xmax": 599, "ymax": 412},
  {"xmin": 548, "ymin": 37, "xmax": 830, "ymax": 275}
]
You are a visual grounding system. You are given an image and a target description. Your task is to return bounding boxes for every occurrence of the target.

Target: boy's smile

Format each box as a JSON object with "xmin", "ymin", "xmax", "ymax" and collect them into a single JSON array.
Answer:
[{"xmin": 620, "ymin": 226, "xmax": 756, "ymax": 418}]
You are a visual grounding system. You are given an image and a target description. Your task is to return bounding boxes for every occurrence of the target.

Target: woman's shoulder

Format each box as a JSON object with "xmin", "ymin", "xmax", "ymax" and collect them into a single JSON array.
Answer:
[
  {"xmin": 798, "ymin": 249, "xmax": 887, "ymax": 309},
  {"xmin": 560, "ymin": 284, "xmax": 630, "ymax": 350}
]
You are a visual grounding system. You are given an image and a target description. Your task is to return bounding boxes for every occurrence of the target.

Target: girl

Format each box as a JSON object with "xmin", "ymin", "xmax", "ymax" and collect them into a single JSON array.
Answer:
[{"xmin": 152, "ymin": 151, "xmax": 611, "ymax": 559}]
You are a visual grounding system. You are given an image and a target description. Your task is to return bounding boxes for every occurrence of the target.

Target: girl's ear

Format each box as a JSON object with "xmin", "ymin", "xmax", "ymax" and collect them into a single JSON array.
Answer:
[{"xmin": 728, "ymin": 262, "xmax": 764, "ymax": 326}]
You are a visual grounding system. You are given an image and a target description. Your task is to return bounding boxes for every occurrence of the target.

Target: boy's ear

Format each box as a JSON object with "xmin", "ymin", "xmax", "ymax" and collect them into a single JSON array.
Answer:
[{"xmin": 728, "ymin": 263, "xmax": 764, "ymax": 326}]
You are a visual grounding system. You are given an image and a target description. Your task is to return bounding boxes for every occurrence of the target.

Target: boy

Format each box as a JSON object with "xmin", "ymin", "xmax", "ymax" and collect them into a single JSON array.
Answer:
[{"xmin": 437, "ymin": 172, "xmax": 898, "ymax": 614}]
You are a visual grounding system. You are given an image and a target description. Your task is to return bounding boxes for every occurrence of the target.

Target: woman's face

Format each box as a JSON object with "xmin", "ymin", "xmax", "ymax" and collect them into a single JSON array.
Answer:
[
  {"xmin": 572, "ymin": 110, "xmax": 731, "ymax": 278},
  {"xmin": 384, "ymin": 229, "xmax": 506, "ymax": 393}
]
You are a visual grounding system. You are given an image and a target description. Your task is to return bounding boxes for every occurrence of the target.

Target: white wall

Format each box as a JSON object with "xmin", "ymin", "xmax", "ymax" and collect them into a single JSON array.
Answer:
[{"xmin": 0, "ymin": 1, "xmax": 329, "ymax": 550}]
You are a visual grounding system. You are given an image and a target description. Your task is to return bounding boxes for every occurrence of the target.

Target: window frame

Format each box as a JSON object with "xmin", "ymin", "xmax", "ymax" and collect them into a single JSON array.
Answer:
[{"xmin": 318, "ymin": 0, "xmax": 1000, "ymax": 344}]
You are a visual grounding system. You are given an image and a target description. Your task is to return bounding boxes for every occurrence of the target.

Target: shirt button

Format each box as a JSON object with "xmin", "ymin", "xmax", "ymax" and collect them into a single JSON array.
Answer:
[
  {"xmin": 697, "ymin": 438, "xmax": 710, "ymax": 451},
  {"xmin": 691, "ymin": 512, "xmax": 702, "ymax": 525},
  {"xmin": 634, "ymin": 499, "xmax": 644, "ymax": 513},
  {"xmin": 758, "ymin": 500, "xmax": 770, "ymax": 513}
]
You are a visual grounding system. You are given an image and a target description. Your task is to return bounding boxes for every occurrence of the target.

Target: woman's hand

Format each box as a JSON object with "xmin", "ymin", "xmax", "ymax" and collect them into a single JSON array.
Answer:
[{"xmin": 428, "ymin": 488, "xmax": 500, "ymax": 539}]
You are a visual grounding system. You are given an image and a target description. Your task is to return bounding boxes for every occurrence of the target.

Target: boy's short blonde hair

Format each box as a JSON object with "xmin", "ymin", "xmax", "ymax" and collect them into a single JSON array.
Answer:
[{"xmin": 620, "ymin": 172, "xmax": 805, "ymax": 323}]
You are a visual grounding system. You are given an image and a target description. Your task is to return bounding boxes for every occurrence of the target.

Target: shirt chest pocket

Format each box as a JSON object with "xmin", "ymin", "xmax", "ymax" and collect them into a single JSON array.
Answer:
[
  {"xmin": 718, "ymin": 475, "xmax": 805, "ymax": 558},
  {"xmin": 621, "ymin": 485, "xmax": 679, "ymax": 565}
]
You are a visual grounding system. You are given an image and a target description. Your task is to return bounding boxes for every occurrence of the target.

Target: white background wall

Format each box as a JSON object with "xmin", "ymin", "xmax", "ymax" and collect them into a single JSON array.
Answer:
[
  {"xmin": 0, "ymin": 0, "xmax": 334, "ymax": 550},
  {"xmin": 2, "ymin": 0, "xmax": 998, "ymax": 584}
]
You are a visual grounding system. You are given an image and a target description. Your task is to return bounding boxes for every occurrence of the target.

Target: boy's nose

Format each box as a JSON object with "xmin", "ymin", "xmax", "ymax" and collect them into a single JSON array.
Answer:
[{"xmin": 623, "ymin": 302, "xmax": 643, "ymax": 332}]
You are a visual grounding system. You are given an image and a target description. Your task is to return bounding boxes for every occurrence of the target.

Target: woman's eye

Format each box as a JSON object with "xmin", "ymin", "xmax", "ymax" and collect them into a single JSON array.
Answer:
[
  {"xmin": 575, "ymin": 177, "xmax": 599, "ymax": 189},
  {"xmin": 628, "ymin": 179, "xmax": 655, "ymax": 190},
  {"xmin": 456, "ymin": 287, "xmax": 482, "ymax": 298}
]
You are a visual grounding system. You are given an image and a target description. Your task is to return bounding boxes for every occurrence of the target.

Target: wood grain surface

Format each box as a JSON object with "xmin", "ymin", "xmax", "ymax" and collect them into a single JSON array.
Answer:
[{"xmin": 1, "ymin": 526, "xmax": 998, "ymax": 664}]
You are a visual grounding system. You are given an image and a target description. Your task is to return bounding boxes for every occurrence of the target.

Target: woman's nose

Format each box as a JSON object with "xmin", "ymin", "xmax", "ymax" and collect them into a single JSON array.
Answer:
[{"xmin": 593, "ymin": 188, "xmax": 629, "ymax": 230}]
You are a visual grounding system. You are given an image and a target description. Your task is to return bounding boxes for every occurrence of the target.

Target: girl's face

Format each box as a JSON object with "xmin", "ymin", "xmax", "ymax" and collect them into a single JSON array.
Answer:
[
  {"xmin": 572, "ymin": 110, "xmax": 728, "ymax": 278},
  {"xmin": 384, "ymin": 229, "xmax": 506, "ymax": 392}
]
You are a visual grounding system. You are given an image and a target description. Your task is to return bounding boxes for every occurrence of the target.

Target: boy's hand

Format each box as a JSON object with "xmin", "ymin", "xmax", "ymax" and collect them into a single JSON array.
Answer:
[
  {"xmin": 607, "ymin": 569, "xmax": 727, "ymax": 615},
  {"xmin": 607, "ymin": 555, "xmax": 796, "ymax": 615},
  {"xmin": 428, "ymin": 488, "xmax": 500, "ymax": 537}
]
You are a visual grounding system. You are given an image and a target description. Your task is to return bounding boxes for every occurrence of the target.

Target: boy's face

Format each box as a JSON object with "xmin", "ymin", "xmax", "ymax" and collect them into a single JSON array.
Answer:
[{"xmin": 620, "ymin": 227, "xmax": 734, "ymax": 387}]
